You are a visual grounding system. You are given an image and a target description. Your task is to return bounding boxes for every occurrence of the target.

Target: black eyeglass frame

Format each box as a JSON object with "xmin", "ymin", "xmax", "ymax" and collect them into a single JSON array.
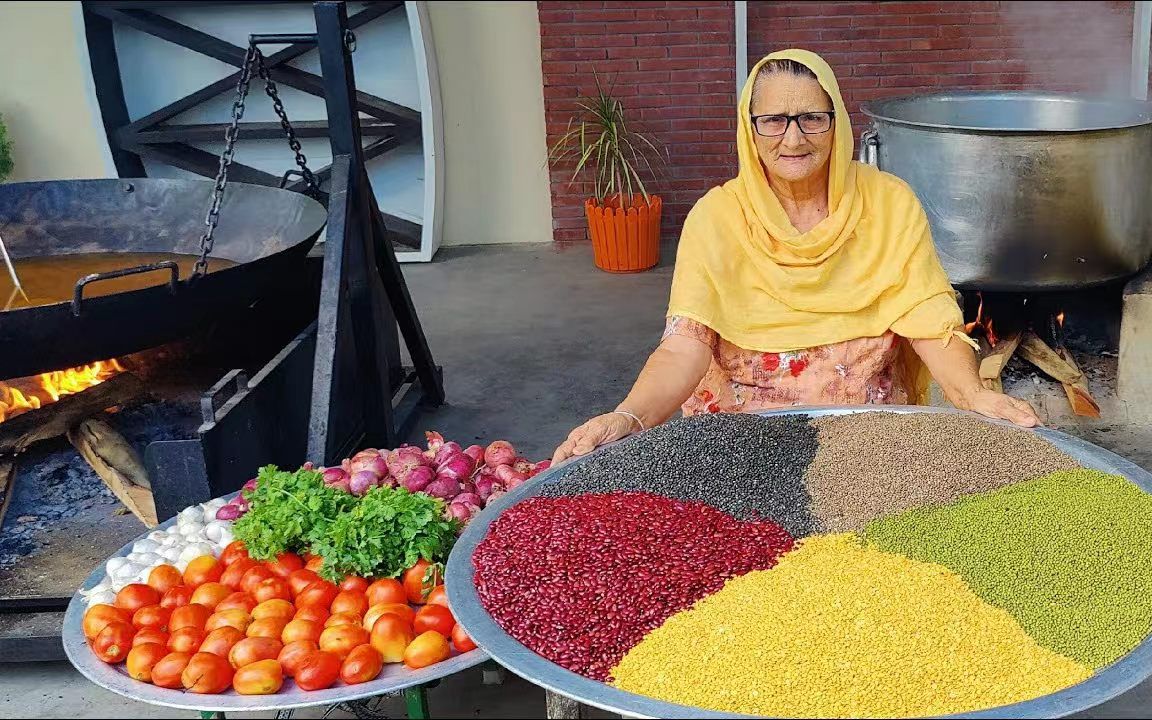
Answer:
[{"xmin": 749, "ymin": 111, "xmax": 836, "ymax": 137}]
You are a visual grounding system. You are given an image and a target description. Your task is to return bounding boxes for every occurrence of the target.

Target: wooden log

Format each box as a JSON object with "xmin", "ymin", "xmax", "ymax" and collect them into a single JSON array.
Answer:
[
  {"xmin": 1016, "ymin": 332, "xmax": 1083, "ymax": 385},
  {"xmin": 1056, "ymin": 347, "xmax": 1103, "ymax": 419},
  {"xmin": 68, "ymin": 417, "xmax": 157, "ymax": 527},
  {"xmin": 979, "ymin": 330, "xmax": 1022, "ymax": 393},
  {"xmin": 0, "ymin": 461, "xmax": 14, "ymax": 529},
  {"xmin": 0, "ymin": 372, "xmax": 145, "ymax": 456}
]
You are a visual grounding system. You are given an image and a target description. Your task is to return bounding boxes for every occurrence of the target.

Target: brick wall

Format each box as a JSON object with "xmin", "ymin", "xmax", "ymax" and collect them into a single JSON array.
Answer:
[
  {"xmin": 538, "ymin": 1, "xmax": 1136, "ymax": 243},
  {"xmin": 538, "ymin": 1, "xmax": 737, "ymax": 242},
  {"xmin": 748, "ymin": 1, "xmax": 1135, "ymax": 135}
]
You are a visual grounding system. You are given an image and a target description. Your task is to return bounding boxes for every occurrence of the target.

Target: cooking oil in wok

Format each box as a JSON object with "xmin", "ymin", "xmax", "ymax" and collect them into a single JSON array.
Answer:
[{"xmin": 1, "ymin": 252, "xmax": 237, "ymax": 310}]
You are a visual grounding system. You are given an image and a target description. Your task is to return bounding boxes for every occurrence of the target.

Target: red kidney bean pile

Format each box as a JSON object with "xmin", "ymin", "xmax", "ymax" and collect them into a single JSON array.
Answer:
[{"xmin": 473, "ymin": 491, "xmax": 795, "ymax": 681}]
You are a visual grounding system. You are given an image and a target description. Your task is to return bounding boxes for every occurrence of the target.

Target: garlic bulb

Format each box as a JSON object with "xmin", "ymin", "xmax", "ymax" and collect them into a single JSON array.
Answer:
[
  {"xmin": 134, "ymin": 552, "xmax": 161, "ymax": 567},
  {"xmin": 132, "ymin": 539, "xmax": 159, "ymax": 554},
  {"xmin": 105, "ymin": 556, "xmax": 129, "ymax": 575},
  {"xmin": 160, "ymin": 546, "xmax": 183, "ymax": 563},
  {"xmin": 87, "ymin": 590, "xmax": 116, "ymax": 606},
  {"xmin": 112, "ymin": 562, "xmax": 141, "ymax": 580},
  {"xmin": 147, "ymin": 530, "xmax": 169, "ymax": 544},
  {"xmin": 177, "ymin": 506, "xmax": 202, "ymax": 527}
]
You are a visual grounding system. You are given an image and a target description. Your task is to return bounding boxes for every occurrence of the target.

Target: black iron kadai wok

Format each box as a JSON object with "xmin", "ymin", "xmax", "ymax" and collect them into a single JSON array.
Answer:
[{"xmin": 0, "ymin": 178, "xmax": 326, "ymax": 379}]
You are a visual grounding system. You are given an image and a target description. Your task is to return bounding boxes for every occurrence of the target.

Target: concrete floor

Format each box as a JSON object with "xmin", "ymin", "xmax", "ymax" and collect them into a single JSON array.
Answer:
[{"xmin": 2, "ymin": 242, "xmax": 1149, "ymax": 718}]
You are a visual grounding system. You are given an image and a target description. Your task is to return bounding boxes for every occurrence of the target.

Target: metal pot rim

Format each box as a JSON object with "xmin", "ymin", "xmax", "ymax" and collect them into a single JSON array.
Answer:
[{"xmin": 861, "ymin": 90, "xmax": 1152, "ymax": 133}]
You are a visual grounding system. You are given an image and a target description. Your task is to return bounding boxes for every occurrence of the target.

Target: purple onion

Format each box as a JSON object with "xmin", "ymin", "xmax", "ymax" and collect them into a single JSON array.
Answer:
[
  {"xmin": 433, "ymin": 442, "xmax": 464, "ymax": 467},
  {"xmin": 445, "ymin": 502, "xmax": 473, "ymax": 523},
  {"xmin": 454, "ymin": 492, "xmax": 481, "ymax": 508},
  {"xmin": 234, "ymin": 493, "xmax": 250, "ymax": 512},
  {"xmin": 400, "ymin": 465, "xmax": 434, "ymax": 492},
  {"xmin": 349, "ymin": 470, "xmax": 376, "ymax": 496},
  {"xmin": 495, "ymin": 464, "xmax": 525, "ymax": 484},
  {"xmin": 424, "ymin": 478, "xmax": 460, "ymax": 499},
  {"xmin": 458, "ymin": 480, "xmax": 477, "ymax": 496},
  {"xmin": 531, "ymin": 460, "xmax": 552, "ymax": 476},
  {"xmin": 216, "ymin": 503, "xmax": 242, "ymax": 521},
  {"xmin": 437, "ymin": 455, "xmax": 474, "ymax": 482},
  {"xmin": 376, "ymin": 475, "xmax": 397, "ymax": 489},
  {"xmin": 386, "ymin": 446, "xmax": 428, "ymax": 477},
  {"xmin": 463, "ymin": 445, "xmax": 485, "ymax": 469},
  {"xmin": 513, "ymin": 457, "xmax": 533, "ymax": 475},
  {"xmin": 242, "ymin": 478, "xmax": 258, "ymax": 492},
  {"xmin": 505, "ymin": 474, "xmax": 528, "ymax": 491},
  {"xmin": 323, "ymin": 467, "xmax": 349, "ymax": 486},
  {"xmin": 475, "ymin": 476, "xmax": 502, "ymax": 501}
]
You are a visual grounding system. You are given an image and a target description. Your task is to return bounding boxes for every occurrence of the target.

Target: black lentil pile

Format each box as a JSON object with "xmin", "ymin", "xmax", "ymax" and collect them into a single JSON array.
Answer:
[
  {"xmin": 807, "ymin": 411, "xmax": 1082, "ymax": 532},
  {"xmin": 542, "ymin": 413, "xmax": 818, "ymax": 536}
]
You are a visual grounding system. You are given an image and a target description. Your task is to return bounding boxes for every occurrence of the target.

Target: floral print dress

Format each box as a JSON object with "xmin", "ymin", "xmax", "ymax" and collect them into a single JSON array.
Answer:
[{"xmin": 663, "ymin": 315, "xmax": 914, "ymax": 416}]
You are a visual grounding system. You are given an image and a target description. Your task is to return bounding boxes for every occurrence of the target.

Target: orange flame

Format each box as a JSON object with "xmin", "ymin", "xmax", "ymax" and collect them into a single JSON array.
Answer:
[
  {"xmin": 0, "ymin": 359, "xmax": 124, "ymax": 423},
  {"xmin": 1057, "ymin": 311, "xmax": 1066, "ymax": 328},
  {"xmin": 963, "ymin": 292, "xmax": 998, "ymax": 347}
]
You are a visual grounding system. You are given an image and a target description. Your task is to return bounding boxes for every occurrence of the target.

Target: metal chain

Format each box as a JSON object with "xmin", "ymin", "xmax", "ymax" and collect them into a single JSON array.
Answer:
[
  {"xmin": 194, "ymin": 44, "xmax": 320, "ymax": 278},
  {"xmin": 254, "ymin": 51, "xmax": 320, "ymax": 197},
  {"xmin": 194, "ymin": 44, "xmax": 257, "ymax": 278}
]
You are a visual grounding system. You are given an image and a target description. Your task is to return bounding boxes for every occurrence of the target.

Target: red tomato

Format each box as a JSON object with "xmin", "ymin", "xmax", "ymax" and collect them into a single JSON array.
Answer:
[
  {"xmin": 324, "ymin": 612, "xmax": 362, "ymax": 629},
  {"xmin": 115, "ymin": 583, "xmax": 160, "ymax": 613},
  {"xmin": 318, "ymin": 624, "xmax": 369, "ymax": 661},
  {"xmin": 293, "ymin": 604, "xmax": 330, "ymax": 625},
  {"xmin": 295, "ymin": 650, "xmax": 341, "ymax": 691},
  {"xmin": 338, "ymin": 575, "xmax": 369, "ymax": 594},
  {"xmin": 363, "ymin": 603, "xmax": 415, "ymax": 631},
  {"xmin": 219, "ymin": 540, "xmax": 250, "ymax": 567},
  {"xmin": 83, "ymin": 604, "xmax": 130, "ymax": 640},
  {"xmin": 304, "ymin": 555, "xmax": 325, "ymax": 574},
  {"xmin": 278, "ymin": 639, "xmax": 319, "ymax": 678},
  {"xmin": 340, "ymin": 644, "xmax": 383, "ymax": 684},
  {"xmin": 220, "ymin": 558, "xmax": 259, "ymax": 590},
  {"xmin": 182, "ymin": 651, "xmax": 234, "ymax": 693},
  {"xmin": 131, "ymin": 604, "xmax": 172, "ymax": 631},
  {"xmin": 159, "ymin": 585, "xmax": 193, "ymax": 609},
  {"xmin": 146, "ymin": 565, "xmax": 184, "ymax": 594},
  {"xmin": 451, "ymin": 623, "xmax": 477, "ymax": 653},
  {"xmin": 413, "ymin": 604, "xmax": 456, "ymax": 638},
  {"xmin": 365, "ymin": 578, "xmax": 406, "ymax": 607},
  {"xmin": 424, "ymin": 585, "xmax": 450, "ymax": 609},
  {"xmin": 369, "ymin": 614, "xmax": 413, "ymax": 663},
  {"xmin": 183, "ymin": 556, "xmax": 223, "ymax": 588},
  {"xmin": 151, "ymin": 651, "xmax": 192, "ymax": 689},
  {"xmin": 403, "ymin": 631, "xmax": 450, "ymax": 669},
  {"xmin": 252, "ymin": 599, "xmax": 295, "ymax": 621},
  {"xmin": 402, "ymin": 560, "xmax": 438, "ymax": 604},
  {"xmin": 204, "ymin": 608, "xmax": 253, "ymax": 634},
  {"xmin": 265, "ymin": 552, "xmax": 304, "ymax": 578},
  {"xmin": 281, "ymin": 618, "xmax": 323, "ymax": 644},
  {"xmin": 295, "ymin": 580, "xmax": 338, "ymax": 610},
  {"xmin": 239, "ymin": 566, "xmax": 276, "ymax": 595},
  {"xmin": 92, "ymin": 621, "xmax": 136, "ymax": 663},
  {"xmin": 228, "ymin": 636, "xmax": 283, "ymax": 669},
  {"xmin": 233, "ymin": 658, "xmax": 284, "ymax": 695},
  {"xmin": 216, "ymin": 591, "xmax": 258, "ymax": 614},
  {"xmin": 126, "ymin": 642, "xmax": 168, "ymax": 682},
  {"xmin": 246, "ymin": 616, "xmax": 289, "ymax": 640},
  {"xmin": 287, "ymin": 569, "xmax": 322, "ymax": 597},
  {"xmin": 169, "ymin": 603, "xmax": 211, "ymax": 632},
  {"xmin": 190, "ymin": 582, "xmax": 232, "ymax": 610},
  {"xmin": 252, "ymin": 578, "xmax": 292, "ymax": 604},
  {"xmin": 132, "ymin": 627, "xmax": 169, "ymax": 648},
  {"xmin": 199, "ymin": 626, "xmax": 245, "ymax": 657},
  {"xmin": 167, "ymin": 627, "xmax": 206, "ymax": 654},
  {"xmin": 330, "ymin": 590, "xmax": 368, "ymax": 618}
]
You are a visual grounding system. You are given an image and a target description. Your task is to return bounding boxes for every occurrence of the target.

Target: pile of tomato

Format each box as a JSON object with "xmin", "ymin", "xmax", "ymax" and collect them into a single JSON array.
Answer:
[{"xmin": 80, "ymin": 540, "xmax": 476, "ymax": 696}]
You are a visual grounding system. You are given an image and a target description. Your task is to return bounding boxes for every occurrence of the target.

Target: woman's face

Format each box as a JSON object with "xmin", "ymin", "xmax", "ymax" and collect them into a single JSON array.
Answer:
[{"xmin": 750, "ymin": 72, "xmax": 835, "ymax": 185}]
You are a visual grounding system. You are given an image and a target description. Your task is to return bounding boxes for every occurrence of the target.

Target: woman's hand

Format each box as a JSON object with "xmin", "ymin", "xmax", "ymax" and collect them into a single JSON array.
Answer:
[
  {"xmin": 963, "ymin": 388, "xmax": 1041, "ymax": 428},
  {"xmin": 551, "ymin": 412, "xmax": 639, "ymax": 466}
]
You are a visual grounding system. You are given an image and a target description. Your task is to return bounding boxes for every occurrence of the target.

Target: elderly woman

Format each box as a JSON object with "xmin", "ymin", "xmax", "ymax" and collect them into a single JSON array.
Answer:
[{"xmin": 552, "ymin": 49, "xmax": 1039, "ymax": 464}]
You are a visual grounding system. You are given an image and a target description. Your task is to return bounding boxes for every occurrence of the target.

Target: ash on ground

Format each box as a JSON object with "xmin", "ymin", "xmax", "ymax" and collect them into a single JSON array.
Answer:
[{"xmin": 0, "ymin": 400, "xmax": 199, "ymax": 571}]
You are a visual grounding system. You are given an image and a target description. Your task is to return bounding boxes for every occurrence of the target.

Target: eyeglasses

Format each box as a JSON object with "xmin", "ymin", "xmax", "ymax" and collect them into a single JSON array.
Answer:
[{"xmin": 750, "ymin": 112, "xmax": 835, "ymax": 137}]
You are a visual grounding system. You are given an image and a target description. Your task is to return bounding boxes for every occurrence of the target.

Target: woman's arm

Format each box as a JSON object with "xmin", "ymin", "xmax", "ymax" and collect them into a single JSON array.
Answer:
[
  {"xmin": 551, "ymin": 335, "xmax": 712, "ymax": 464},
  {"xmin": 911, "ymin": 337, "xmax": 1041, "ymax": 427}
]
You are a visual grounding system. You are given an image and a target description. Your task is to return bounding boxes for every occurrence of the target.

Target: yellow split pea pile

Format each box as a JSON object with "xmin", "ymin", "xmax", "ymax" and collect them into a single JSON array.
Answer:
[{"xmin": 496, "ymin": 412, "xmax": 1152, "ymax": 718}]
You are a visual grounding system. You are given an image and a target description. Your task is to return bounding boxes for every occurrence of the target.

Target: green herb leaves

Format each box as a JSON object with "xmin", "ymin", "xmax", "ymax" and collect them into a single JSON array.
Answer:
[{"xmin": 232, "ymin": 465, "xmax": 458, "ymax": 582}]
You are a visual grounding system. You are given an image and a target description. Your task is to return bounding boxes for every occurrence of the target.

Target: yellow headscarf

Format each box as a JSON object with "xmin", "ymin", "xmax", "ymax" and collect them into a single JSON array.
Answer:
[{"xmin": 666, "ymin": 49, "xmax": 969, "ymax": 404}]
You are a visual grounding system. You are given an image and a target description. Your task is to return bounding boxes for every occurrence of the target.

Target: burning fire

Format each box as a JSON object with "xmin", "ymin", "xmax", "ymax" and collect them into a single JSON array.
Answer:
[
  {"xmin": 0, "ymin": 359, "xmax": 125, "ymax": 423},
  {"xmin": 964, "ymin": 292, "xmax": 1000, "ymax": 347}
]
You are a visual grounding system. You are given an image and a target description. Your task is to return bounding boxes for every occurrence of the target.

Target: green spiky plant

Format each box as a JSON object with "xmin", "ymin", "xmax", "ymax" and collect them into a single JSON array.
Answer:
[
  {"xmin": 0, "ymin": 114, "xmax": 12, "ymax": 182},
  {"xmin": 547, "ymin": 74, "xmax": 666, "ymax": 208}
]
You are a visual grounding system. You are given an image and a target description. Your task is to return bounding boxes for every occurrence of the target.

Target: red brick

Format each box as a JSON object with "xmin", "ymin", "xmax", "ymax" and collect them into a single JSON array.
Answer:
[
  {"xmin": 673, "ymin": 69, "xmax": 733, "ymax": 82},
  {"xmin": 542, "ymin": 1, "xmax": 605, "ymax": 10},
  {"xmin": 634, "ymin": 7, "xmax": 699, "ymax": 22},
  {"xmin": 544, "ymin": 47, "xmax": 609, "ymax": 61},
  {"xmin": 648, "ymin": 32, "xmax": 704, "ymax": 45},
  {"xmin": 608, "ymin": 45, "xmax": 668, "ymax": 59},
  {"xmin": 541, "ymin": 34, "xmax": 576, "ymax": 49},
  {"xmin": 670, "ymin": 118, "xmax": 731, "ymax": 131},
  {"xmin": 573, "ymin": 8, "xmax": 638, "ymax": 22},
  {"xmin": 573, "ymin": 34, "xmax": 636, "ymax": 48},
  {"xmin": 538, "ymin": 10, "xmax": 575, "ymax": 24}
]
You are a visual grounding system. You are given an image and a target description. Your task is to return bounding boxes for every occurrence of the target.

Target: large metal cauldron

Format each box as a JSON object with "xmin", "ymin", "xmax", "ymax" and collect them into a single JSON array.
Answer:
[
  {"xmin": 0, "ymin": 178, "xmax": 327, "ymax": 379},
  {"xmin": 859, "ymin": 92, "xmax": 1152, "ymax": 291}
]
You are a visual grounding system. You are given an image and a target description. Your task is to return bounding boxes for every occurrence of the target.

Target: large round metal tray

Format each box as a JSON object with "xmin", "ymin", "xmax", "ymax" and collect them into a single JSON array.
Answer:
[
  {"xmin": 446, "ymin": 406, "xmax": 1152, "ymax": 719},
  {"xmin": 64, "ymin": 492, "xmax": 488, "ymax": 712}
]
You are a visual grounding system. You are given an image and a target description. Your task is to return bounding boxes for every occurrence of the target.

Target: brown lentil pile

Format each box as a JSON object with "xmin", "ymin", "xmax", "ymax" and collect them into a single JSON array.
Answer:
[
  {"xmin": 806, "ymin": 411, "xmax": 1080, "ymax": 531},
  {"xmin": 472, "ymin": 491, "xmax": 794, "ymax": 681},
  {"xmin": 611, "ymin": 534, "xmax": 1092, "ymax": 718},
  {"xmin": 542, "ymin": 413, "xmax": 818, "ymax": 536}
]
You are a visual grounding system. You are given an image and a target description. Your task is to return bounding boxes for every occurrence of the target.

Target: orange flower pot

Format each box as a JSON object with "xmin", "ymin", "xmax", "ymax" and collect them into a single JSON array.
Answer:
[{"xmin": 584, "ymin": 194, "xmax": 662, "ymax": 273}]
